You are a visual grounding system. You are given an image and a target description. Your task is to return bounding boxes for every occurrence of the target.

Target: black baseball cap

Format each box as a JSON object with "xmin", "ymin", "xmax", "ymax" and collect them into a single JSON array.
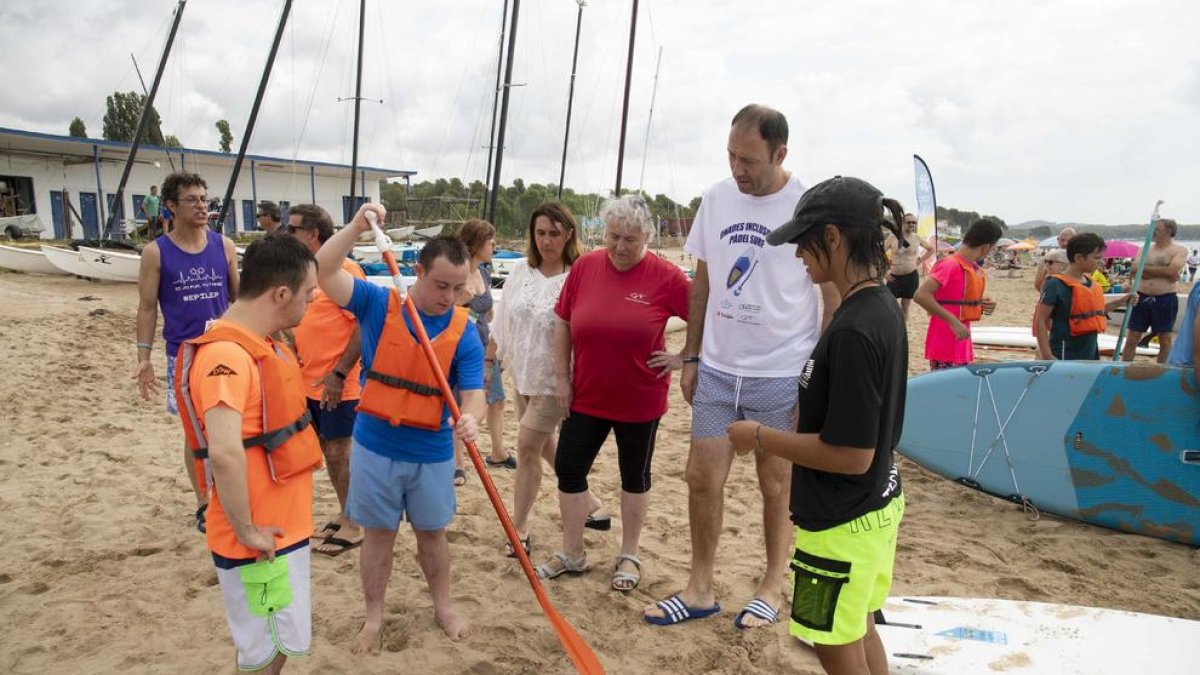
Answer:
[{"xmin": 766, "ymin": 176, "xmax": 884, "ymax": 246}]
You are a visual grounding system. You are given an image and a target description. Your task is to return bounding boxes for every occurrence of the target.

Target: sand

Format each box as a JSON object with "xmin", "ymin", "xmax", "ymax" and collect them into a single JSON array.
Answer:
[{"xmin": 1, "ymin": 259, "xmax": 1197, "ymax": 674}]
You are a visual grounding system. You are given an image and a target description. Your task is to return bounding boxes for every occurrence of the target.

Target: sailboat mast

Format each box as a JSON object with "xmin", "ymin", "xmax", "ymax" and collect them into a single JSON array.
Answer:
[
  {"xmin": 130, "ymin": 53, "xmax": 177, "ymax": 172},
  {"xmin": 636, "ymin": 45, "xmax": 662, "ymax": 195},
  {"xmin": 487, "ymin": 0, "xmax": 521, "ymax": 224},
  {"xmin": 557, "ymin": 0, "xmax": 586, "ymax": 200},
  {"xmin": 103, "ymin": 0, "xmax": 187, "ymax": 240},
  {"xmin": 483, "ymin": 0, "xmax": 509, "ymax": 216},
  {"xmin": 215, "ymin": 0, "xmax": 294, "ymax": 235},
  {"xmin": 350, "ymin": 0, "xmax": 366, "ymax": 203},
  {"xmin": 614, "ymin": 0, "xmax": 638, "ymax": 196}
]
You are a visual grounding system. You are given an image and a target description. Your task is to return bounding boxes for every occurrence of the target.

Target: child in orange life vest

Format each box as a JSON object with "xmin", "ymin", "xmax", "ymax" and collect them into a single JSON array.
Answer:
[
  {"xmin": 1035, "ymin": 233, "xmax": 1134, "ymax": 360},
  {"xmin": 913, "ymin": 219, "xmax": 1003, "ymax": 371}
]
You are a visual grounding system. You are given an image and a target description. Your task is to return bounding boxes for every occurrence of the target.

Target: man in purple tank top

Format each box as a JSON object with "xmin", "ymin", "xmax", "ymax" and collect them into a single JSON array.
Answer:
[{"xmin": 134, "ymin": 172, "xmax": 240, "ymax": 530}]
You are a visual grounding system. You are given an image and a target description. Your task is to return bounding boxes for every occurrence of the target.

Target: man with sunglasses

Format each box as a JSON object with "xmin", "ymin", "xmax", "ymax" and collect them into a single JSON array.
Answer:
[
  {"xmin": 134, "ymin": 172, "xmax": 241, "ymax": 531},
  {"xmin": 885, "ymin": 213, "xmax": 935, "ymax": 319}
]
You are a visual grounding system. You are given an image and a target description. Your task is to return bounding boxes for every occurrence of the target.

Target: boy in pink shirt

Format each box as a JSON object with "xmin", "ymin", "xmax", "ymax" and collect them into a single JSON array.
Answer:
[{"xmin": 914, "ymin": 219, "xmax": 1002, "ymax": 370}]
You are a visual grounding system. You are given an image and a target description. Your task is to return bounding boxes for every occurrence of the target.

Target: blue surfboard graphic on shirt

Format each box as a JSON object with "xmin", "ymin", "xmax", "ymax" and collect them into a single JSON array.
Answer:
[{"xmin": 727, "ymin": 247, "xmax": 758, "ymax": 296}]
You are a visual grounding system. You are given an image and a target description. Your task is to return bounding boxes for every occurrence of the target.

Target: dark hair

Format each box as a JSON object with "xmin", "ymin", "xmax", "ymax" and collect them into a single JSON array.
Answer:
[
  {"xmin": 457, "ymin": 218, "xmax": 496, "ymax": 257},
  {"xmin": 792, "ymin": 198, "xmax": 906, "ymax": 281},
  {"xmin": 962, "ymin": 219, "xmax": 1003, "ymax": 247},
  {"xmin": 417, "ymin": 235, "xmax": 470, "ymax": 271},
  {"xmin": 258, "ymin": 200, "xmax": 281, "ymax": 222},
  {"xmin": 526, "ymin": 201, "xmax": 583, "ymax": 268},
  {"xmin": 731, "ymin": 104, "xmax": 789, "ymax": 155},
  {"xmin": 161, "ymin": 172, "xmax": 207, "ymax": 205},
  {"xmin": 1066, "ymin": 232, "xmax": 1106, "ymax": 263},
  {"xmin": 238, "ymin": 234, "xmax": 317, "ymax": 299},
  {"xmin": 1158, "ymin": 217, "xmax": 1178, "ymax": 237},
  {"xmin": 287, "ymin": 203, "xmax": 334, "ymax": 243}
]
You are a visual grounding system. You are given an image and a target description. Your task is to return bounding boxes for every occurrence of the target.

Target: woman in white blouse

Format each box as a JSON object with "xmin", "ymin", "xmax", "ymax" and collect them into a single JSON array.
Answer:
[{"xmin": 493, "ymin": 202, "xmax": 607, "ymax": 557}]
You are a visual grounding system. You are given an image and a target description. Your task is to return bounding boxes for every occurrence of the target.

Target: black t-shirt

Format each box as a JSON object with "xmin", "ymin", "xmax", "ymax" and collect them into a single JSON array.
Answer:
[{"xmin": 790, "ymin": 285, "xmax": 906, "ymax": 531}]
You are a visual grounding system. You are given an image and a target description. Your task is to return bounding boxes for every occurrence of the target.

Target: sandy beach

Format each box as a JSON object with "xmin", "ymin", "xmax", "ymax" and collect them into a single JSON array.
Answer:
[{"xmin": 1, "ymin": 256, "xmax": 1197, "ymax": 674}]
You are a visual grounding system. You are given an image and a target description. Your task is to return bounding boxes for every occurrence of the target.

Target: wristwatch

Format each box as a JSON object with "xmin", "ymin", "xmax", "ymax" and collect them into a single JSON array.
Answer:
[
  {"xmin": 681, "ymin": 356, "xmax": 701, "ymax": 364},
  {"xmin": 332, "ymin": 370, "xmax": 347, "ymax": 380}
]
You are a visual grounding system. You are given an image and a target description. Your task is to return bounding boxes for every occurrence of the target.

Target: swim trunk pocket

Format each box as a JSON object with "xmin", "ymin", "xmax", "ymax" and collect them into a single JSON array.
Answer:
[
  {"xmin": 790, "ymin": 549, "xmax": 851, "ymax": 633},
  {"xmin": 237, "ymin": 557, "xmax": 293, "ymax": 618}
]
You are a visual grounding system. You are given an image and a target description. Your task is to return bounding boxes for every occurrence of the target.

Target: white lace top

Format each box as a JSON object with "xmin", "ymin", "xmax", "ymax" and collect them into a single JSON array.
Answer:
[{"xmin": 493, "ymin": 259, "xmax": 570, "ymax": 396}]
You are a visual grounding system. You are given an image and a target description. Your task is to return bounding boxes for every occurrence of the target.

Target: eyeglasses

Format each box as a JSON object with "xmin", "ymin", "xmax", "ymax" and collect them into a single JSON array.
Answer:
[
  {"xmin": 903, "ymin": 221, "xmax": 917, "ymax": 225},
  {"xmin": 178, "ymin": 196, "xmax": 208, "ymax": 206}
]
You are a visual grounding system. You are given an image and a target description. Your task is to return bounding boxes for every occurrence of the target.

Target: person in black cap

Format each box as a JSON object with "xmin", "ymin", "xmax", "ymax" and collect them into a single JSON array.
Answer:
[{"xmin": 728, "ymin": 176, "xmax": 908, "ymax": 674}]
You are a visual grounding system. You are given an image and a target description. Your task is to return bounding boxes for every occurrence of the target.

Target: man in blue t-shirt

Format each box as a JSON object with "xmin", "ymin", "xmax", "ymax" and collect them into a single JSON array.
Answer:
[{"xmin": 316, "ymin": 205, "xmax": 484, "ymax": 652}]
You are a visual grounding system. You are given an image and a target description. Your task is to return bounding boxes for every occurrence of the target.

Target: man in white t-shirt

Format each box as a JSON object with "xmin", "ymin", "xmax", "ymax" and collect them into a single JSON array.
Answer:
[{"xmin": 645, "ymin": 104, "xmax": 838, "ymax": 629}]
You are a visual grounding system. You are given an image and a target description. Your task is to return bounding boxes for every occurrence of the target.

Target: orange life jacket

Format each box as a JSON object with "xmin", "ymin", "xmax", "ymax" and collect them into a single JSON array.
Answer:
[
  {"xmin": 936, "ymin": 254, "xmax": 986, "ymax": 321},
  {"xmin": 357, "ymin": 290, "xmax": 469, "ymax": 430},
  {"xmin": 1052, "ymin": 273, "xmax": 1107, "ymax": 336},
  {"xmin": 175, "ymin": 323, "xmax": 323, "ymax": 497}
]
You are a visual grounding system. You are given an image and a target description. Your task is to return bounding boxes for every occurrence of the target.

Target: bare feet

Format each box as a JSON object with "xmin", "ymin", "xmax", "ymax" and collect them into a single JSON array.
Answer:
[
  {"xmin": 351, "ymin": 622, "xmax": 382, "ymax": 655},
  {"xmin": 435, "ymin": 607, "xmax": 471, "ymax": 640}
]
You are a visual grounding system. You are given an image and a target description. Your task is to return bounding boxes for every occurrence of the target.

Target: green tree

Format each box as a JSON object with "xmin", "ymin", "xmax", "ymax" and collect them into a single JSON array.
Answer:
[
  {"xmin": 68, "ymin": 117, "xmax": 87, "ymax": 138},
  {"xmin": 102, "ymin": 91, "xmax": 165, "ymax": 144},
  {"xmin": 215, "ymin": 119, "xmax": 233, "ymax": 153},
  {"xmin": 163, "ymin": 135, "xmax": 183, "ymax": 149}
]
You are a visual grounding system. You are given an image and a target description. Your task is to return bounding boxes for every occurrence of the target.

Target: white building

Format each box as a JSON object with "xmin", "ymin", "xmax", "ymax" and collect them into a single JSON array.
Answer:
[{"xmin": 0, "ymin": 127, "xmax": 414, "ymax": 239}]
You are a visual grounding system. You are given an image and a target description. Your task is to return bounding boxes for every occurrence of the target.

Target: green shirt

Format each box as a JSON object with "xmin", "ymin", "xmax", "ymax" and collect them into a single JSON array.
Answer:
[
  {"xmin": 142, "ymin": 194, "xmax": 161, "ymax": 218},
  {"xmin": 1040, "ymin": 276, "xmax": 1101, "ymax": 360}
]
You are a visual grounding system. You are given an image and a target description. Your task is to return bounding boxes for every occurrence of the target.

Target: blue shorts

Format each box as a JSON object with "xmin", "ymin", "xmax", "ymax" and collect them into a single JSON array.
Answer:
[
  {"xmin": 1128, "ymin": 292, "xmax": 1179, "ymax": 334},
  {"xmin": 691, "ymin": 362, "xmax": 799, "ymax": 438},
  {"xmin": 165, "ymin": 354, "xmax": 178, "ymax": 415},
  {"xmin": 346, "ymin": 440, "xmax": 456, "ymax": 532},
  {"xmin": 305, "ymin": 398, "xmax": 357, "ymax": 440},
  {"xmin": 486, "ymin": 360, "xmax": 506, "ymax": 405}
]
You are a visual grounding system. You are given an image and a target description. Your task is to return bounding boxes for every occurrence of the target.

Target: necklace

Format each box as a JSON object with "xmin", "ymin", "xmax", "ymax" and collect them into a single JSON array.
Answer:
[{"xmin": 842, "ymin": 277, "xmax": 879, "ymax": 300}]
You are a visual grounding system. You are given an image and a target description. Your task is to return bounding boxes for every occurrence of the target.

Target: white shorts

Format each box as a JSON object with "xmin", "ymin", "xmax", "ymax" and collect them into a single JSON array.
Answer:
[{"xmin": 215, "ymin": 545, "xmax": 311, "ymax": 671}]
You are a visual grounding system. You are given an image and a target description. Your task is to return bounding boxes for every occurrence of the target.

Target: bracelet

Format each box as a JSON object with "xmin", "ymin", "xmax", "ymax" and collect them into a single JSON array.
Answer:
[
  {"xmin": 681, "ymin": 355, "xmax": 700, "ymax": 364},
  {"xmin": 332, "ymin": 370, "xmax": 347, "ymax": 380},
  {"xmin": 484, "ymin": 358, "xmax": 495, "ymax": 363},
  {"xmin": 136, "ymin": 343, "xmax": 153, "ymax": 350},
  {"xmin": 755, "ymin": 424, "xmax": 765, "ymax": 452}
]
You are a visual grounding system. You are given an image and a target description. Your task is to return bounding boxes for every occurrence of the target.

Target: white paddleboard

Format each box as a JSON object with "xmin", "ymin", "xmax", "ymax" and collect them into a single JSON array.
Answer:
[
  {"xmin": 971, "ymin": 326, "xmax": 1158, "ymax": 357},
  {"xmin": 870, "ymin": 596, "xmax": 1198, "ymax": 674}
]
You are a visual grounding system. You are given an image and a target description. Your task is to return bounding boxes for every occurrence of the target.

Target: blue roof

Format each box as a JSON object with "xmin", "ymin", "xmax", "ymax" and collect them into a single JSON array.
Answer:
[{"xmin": 0, "ymin": 126, "xmax": 416, "ymax": 178}]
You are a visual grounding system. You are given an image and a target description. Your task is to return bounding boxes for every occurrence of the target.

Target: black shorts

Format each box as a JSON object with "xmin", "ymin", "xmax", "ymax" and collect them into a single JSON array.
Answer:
[
  {"xmin": 886, "ymin": 270, "xmax": 919, "ymax": 299},
  {"xmin": 1128, "ymin": 292, "xmax": 1179, "ymax": 334},
  {"xmin": 306, "ymin": 398, "xmax": 357, "ymax": 440}
]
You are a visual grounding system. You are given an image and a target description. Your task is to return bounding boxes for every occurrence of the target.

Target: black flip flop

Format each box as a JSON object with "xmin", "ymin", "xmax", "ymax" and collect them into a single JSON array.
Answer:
[
  {"xmin": 315, "ymin": 536, "xmax": 362, "ymax": 557},
  {"xmin": 585, "ymin": 513, "xmax": 612, "ymax": 531},
  {"xmin": 311, "ymin": 521, "xmax": 341, "ymax": 539}
]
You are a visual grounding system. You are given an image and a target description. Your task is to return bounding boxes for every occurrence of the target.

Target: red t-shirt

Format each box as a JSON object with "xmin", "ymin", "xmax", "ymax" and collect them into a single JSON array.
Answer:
[{"xmin": 555, "ymin": 249, "xmax": 691, "ymax": 422}]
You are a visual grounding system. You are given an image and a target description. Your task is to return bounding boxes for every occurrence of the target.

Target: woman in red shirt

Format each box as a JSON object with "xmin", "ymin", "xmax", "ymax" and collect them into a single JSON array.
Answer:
[{"xmin": 536, "ymin": 195, "xmax": 691, "ymax": 592}]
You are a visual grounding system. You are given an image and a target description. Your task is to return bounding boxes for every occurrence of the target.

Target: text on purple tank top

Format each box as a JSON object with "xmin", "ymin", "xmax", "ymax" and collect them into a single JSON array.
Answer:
[{"xmin": 157, "ymin": 230, "xmax": 230, "ymax": 356}]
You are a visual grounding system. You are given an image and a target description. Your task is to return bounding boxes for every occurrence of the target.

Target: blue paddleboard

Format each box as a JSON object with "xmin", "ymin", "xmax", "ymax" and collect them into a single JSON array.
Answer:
[{"xmin": 900, "ymin": 361, "xmax": 1200, "ymax": 546}]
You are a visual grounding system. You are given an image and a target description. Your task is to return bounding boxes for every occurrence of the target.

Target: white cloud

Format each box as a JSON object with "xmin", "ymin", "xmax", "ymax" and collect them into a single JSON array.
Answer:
[{"xmin": 1, "ymin": 0, "xmax": 1197, "ymax": 224}]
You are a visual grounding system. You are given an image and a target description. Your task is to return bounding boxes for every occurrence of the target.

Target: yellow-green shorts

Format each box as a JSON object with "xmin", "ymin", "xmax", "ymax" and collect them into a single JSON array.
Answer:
[{"xmin": 789, "ymin": 494, "xmax": 904, "ymax": 646}]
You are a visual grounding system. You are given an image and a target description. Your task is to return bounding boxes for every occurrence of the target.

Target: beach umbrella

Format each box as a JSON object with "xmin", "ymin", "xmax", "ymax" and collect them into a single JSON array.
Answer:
[
  {"xmin": 1102, "ymin": 240, "xmax": 1140, "ymax": 259},
  {"xmin": 1038, "ymin": 235, "xmax": 1060, "ymax": 248},
  {"xmin": 996, "ymin": 237, "xmax": 1016, "ymax": 248},
  {"xmin": 1008, "ymin": 240, "xmax": 1037, "ymax": 252}
]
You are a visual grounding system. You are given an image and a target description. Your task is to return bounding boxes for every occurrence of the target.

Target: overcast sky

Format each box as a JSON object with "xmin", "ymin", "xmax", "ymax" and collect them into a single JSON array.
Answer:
[{"xmin": 2, "ymin": 0, "xmax": 1197, "ymax": 224}]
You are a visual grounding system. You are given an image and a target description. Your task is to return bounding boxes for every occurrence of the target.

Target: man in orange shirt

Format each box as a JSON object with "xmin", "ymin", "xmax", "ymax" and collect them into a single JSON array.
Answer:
[
  {"xmin": 287, "ymin": 204, "xmax": 366, "ymax": 556},
  {"xmin": 176, "ymin": 235, "xmax": 323, "ymax": 673}
]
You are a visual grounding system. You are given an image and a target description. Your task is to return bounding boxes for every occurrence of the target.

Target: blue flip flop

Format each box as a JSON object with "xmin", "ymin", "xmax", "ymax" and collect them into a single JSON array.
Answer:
[
  {"xmin": 644, "ymin": 594, "xmax": 721, "ymax": 626},
  {"xmin": 733, "ymin": 598, "xmax": 780, "ymax": 629}
]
